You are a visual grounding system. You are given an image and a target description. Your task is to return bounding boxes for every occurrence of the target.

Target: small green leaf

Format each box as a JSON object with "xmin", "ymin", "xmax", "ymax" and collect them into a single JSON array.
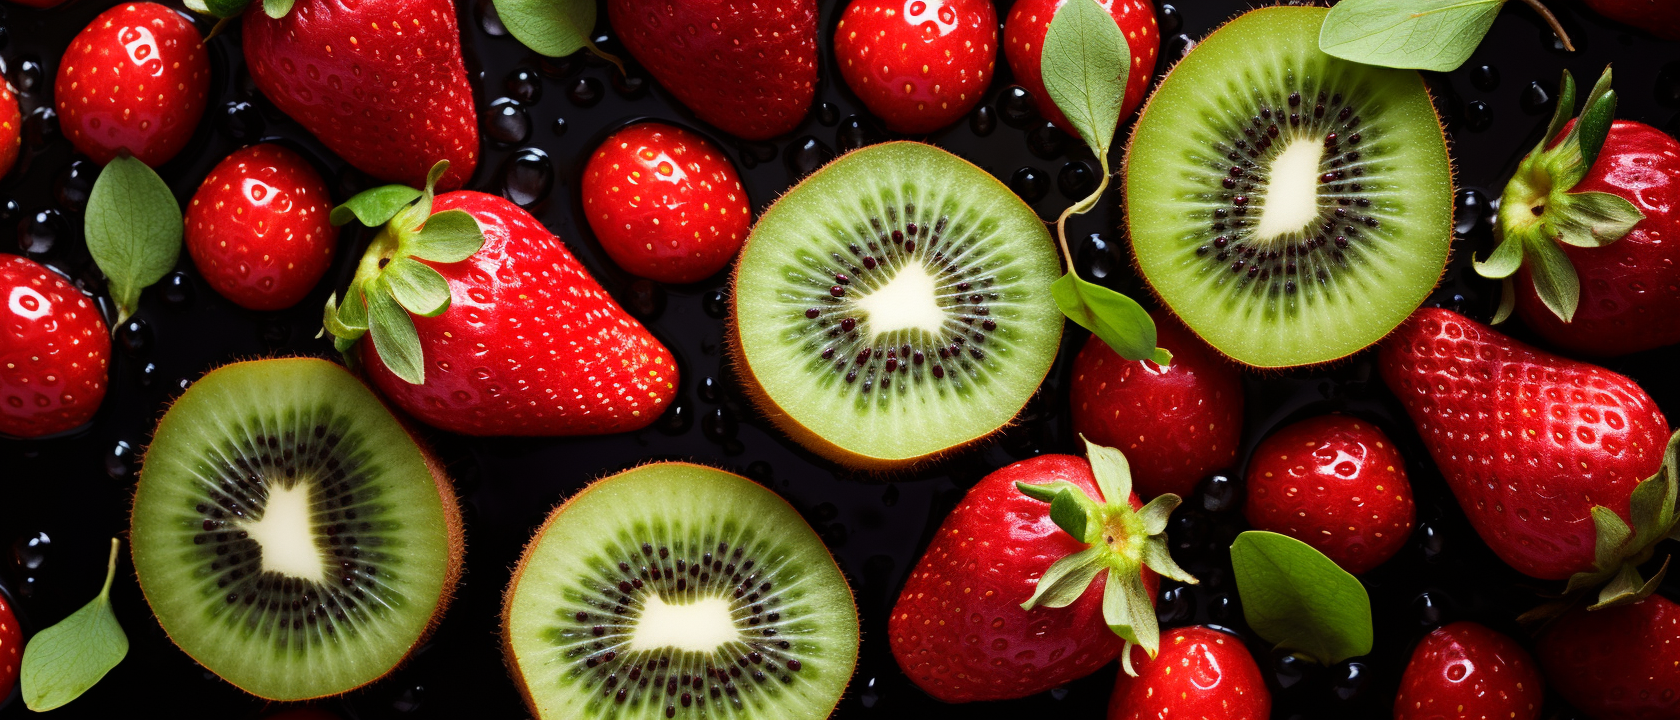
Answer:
[
  {"xmin": 383, "ymin": 257, "xmax": 453, "ymax": 317},
  {"xmin": 365, "ymin": 283, "xmax": 426, "ymax": 384},
  {"xmin": 1140, "ymin": 532, "xmax": 1198, "ymax": 584},
  {"xmin": 86, "ymin": 155, "xmax": 183, "ymax": 326},
  {"xmin": 1083, "ymin": 437, "xmax": 1134, "ymax": 505},
  {"xmin": 262, "ymin": 0, "xmax": 294, "ymax": 18},
  {"xmin": 21, "ymin": 538, "xmax": 128, "ymax": 711},
  {"xmin": 183, "ymin": 0, "xmax": 210, "ymax": 13},
  {"xmin": 1548, "ymin": 191, "xmax": 1644, "ymax": 248},
  {"xmin": 1041, "ymin": 0, "xmax": 1129, "ymax": 157},
  {"xmin": 1318, "ymin": 0, "xmax": 1503, "ymax": 72},
  {"xmin": 203, "ymin": 0, "xmax": 250, "ymax": 17},
  {"xmin": 1052, "ymin": 274, "xmax": 1171, "ymax": 366},
  {"xmin": 492, "ymin": 0, "xmax": 596, "ymax": 57},
  {"xmin": 1015, "ymin": 480, "xmax": 1079, "ymax": 504},
  {"xmin": 411, "ymin": 209, "xmax": 487, "ymax": 263},
  {"xmin": 1231, "ymin": 531, "xmax": 1373, "ymax": 665},
  {"xmin": 1538, "ymin": 70, "xmax": 1578, "ymax": 153},
  {"xmin": 1571, "ymin": 68, "xmax": 1618, "ymax": 173},
  {"xmin": 338, "ymin": 282, "xmax": 369, "ymax": 333},
  {"xmin": 1020, "ymin": 545, "xmax": 1108, "ymax": 610},
  {"xmin": 1589, "ymin": 505, "xmax": 1635, "ymax": 571},
  {"xmin": 1049, "ymin": 489, "xmax": 1092, "ymax": 542},
  {"xmin": 1472, "ymin": 231, "xmax": 1525, "ymax": 280},
  {"xmin": 1134, "ymin": 494, "xmax": 1180, "ymax": 536},
  {"xmin": 1102, "ymin": 567, "xmax": 1157, "ymax": 652},
  {"xmin": 1491, "ymin": 277, "xmax": 1516, "ymax": 325},
  {"xmin": 1525, "ymin": 232, "xmax": 1581, "ymax": 322},
  {"xmin": 331, "ymin": 185, "xmax": 423, "ymax": 227}
]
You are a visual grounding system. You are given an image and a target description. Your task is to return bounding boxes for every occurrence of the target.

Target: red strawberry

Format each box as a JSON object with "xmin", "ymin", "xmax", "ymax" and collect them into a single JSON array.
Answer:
[
  {"xmin": 1, "ymin": 255, "xmax": 110, "ymax": 438},
  {"xmin": 832, "ymin": 0, "xmax": 996, "ymax": 134},
  {"xmin": 1070, "ymin": 311, "xmax": 1244, "ymax": 498},
  {"xmin": 243, "ymin": 0, "xmax": 478, "ymax": 190},
  {"xmin": 1377, "ymin": 307, "xmax": 1671, "ymax": 581},
  {"xmin": 1244, "ymin": 414, "xmax": 1415, "ymax": 575},
  {"xmin": 581, "ymin": 123, "xmax": 751, "ymax": 284},
  {"xmin": 889, "ymin": 442, "xmax": 1194, "ymax": 702},
  {"xmin": 185, "ymin": 144, "xmax": 338, "ymax": 311},
  {"xmin": 1582, "ymin": 0, "xmax": 1680, "ymax": 40},
  {"xmin": 1537, "ymin": 594, "xmax": 1680, "ymax": 720},
  {"xmin": 608, "ymin": 0, "xmax": 817, "ymax": 140},
  {"xmin": 54, "ymin": 2, "xmax": 209, "ymax": 167},
  {"xmin": 323, "ymin": 165, "xmax": 678, "ymax": 436},
  {"xmin": 1395, "ymin": 622, "xmax": 1543, "ymax": 720},
  {"xmin": 1108, "ymin": 626, "xmax": 1270, "ymax": 720},
  {"xmin": 0, "ymin": 81, "xmax": 19, "ymax": 178},
  {"xmin": 1004, "ymin": 0, "xmax": 1157, "ymax": 134},
  {"xmin": 0, "ymin": 593, "xmax": 19, "ymax": 702}
]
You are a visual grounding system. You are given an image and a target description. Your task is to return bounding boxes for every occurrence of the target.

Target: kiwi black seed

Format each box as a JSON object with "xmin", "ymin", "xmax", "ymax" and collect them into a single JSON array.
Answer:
[
  {"xmin": 131, "ymin": 358, "xmax": 462, "ymax": 701},
  {"xmin": 502, "ymin": 462, "xmax": 858, "ymax": 720},
  {"xmin": 1125, "ymin": 6, "xmax": 1453, "ymax": 368}
]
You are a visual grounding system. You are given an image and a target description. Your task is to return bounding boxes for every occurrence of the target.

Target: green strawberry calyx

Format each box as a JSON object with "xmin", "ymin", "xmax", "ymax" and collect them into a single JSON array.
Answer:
[
  {"xmin": 1566, "ymin": 429, "xmax": 1680, "ymax": 610},
  {"xmin": 1015, "ymin": 438, "xmax": 1197, "ymax": 677},
  {"xmin": 184, "ymin": 0, "xmax": 297, "ymax": 22},
  {"xmin": 319, "ymin": 160, "xmax": 487, "ymax": 386},
  {"xmin": 1474, "ymin": 66, "xmax": 1646, "ymax": 325}
]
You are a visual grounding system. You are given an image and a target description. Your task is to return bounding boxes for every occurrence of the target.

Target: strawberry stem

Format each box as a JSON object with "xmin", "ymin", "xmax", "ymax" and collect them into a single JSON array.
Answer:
[{"xmin": 1517, "ymin": 0, "xmax": 1576, "ymax": 52}]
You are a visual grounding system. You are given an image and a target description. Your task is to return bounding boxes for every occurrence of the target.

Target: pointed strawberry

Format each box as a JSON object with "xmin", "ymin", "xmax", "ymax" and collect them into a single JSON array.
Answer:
[
  {"xmin": 1537, "ymin": 594, "xmax": 1680, "ymax": 720},
  {"xmin": 54, "ymin": 2, "xmax": 209, "ymax": 167},
  {"xmin": 1004, "ymin": 0, "xmax": 1157, "ymax": 134},
  {"xmin": 833, "ymin": 0, "xmax": 997, "ymax": 134},
  {"xmin": 1395, "ymin": 622, "xmax": 1543, "ymax": 720},
  {"xmin": 1, "ymin": 255, "xmax": 111, "ymax": 438},
  {"xmin": 322, "ymin": 162, "xmax": 678, "ymax": 436},
  {"xmin": 184, "ymin": 144, "xmax": 338, "ymax": 311},
  {"xmin": 1108, "ymin": 626, "xmax": 1270, "ymax": 720},
  {"xmin": 0, "ymin": 81, "xmax": 20, "ymax": 179},
  {"xmin": 608, "ymin": 0, "xmax": 817, "ymax": 140}
]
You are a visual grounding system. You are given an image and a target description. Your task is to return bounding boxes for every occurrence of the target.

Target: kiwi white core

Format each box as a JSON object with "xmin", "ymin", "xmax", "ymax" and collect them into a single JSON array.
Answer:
[
  {"xmin": 238, "ymin": 482, "xmax": 326, "ymax": 581},
  {"xmin": 854, "ymin": 262, "xmax": 945, "ymax": 338},
  {"xmin": 627, "ymin": 594, "xmax": 741, "ymax": 652},
  {"xmin": 1254, "ymin": 138, "xmax": 1325, "ymax": 240}
]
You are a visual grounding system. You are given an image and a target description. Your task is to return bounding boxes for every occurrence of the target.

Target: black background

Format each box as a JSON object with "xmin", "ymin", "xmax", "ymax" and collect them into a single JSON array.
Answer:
[{"xmin": 2, "ymin": 0, "xmax": 1679, "ymax": 718}]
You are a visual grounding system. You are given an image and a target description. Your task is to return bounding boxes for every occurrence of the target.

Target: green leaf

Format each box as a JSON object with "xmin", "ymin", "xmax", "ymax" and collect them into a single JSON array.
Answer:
[
  {"xmin": 1041, "ymin": 0, "xmax": 1129, "ymax": 157},
  {"xmin": 1134, "ymin": 494, "xmax": 1180, "ymax": 536},
  {"xmin": 1319, "ymin": 0, "xmax": 1503, "ymax": 72},
  {"xmin": 1538, "ymin": 70, "xmax": 1578, "ymax": 154},
  {"xmin": 411, "ymin": 209, "xmax": 487, "ymax": 263},
  {"xmin": 338, "ymin": 282, "xmax": 368, "ymax": 333},
  {"xmin": 1491, "ymin": 277, "xmax": 1516, "ymax": 325},
  {"xmin": 1015, "ymin": 480, "xmax": 1081, "ymax": 504},
  {"xmin": 85, "ymin": 155, "xmax": 183, "ymax": 326},
  {"xmin": 331, "ymin": 185, "xmax": 423, "ymax": 227},
  {"xmin": 1083, "ymin": 437, "xmax": 1133, "ymax": 505},
  {"xmin": 262, "ymin": 0, "xmax": 294, "ymax": 18},
  {"xmin": 1548, "ymin": 191, "xmax": 1644, "ymax": 248},
  {"xmin": 1231, "ymin": 531, "xmax": 1373, "ymax": 665},
  {"xmin": 1589, "ymin": 505, "xmax": 1634, "ymax": 571},
  {"xmin": 1020, "ymin": 545, "xmax": 1108, "ymax": 610},
  {"xmin": 1052, "ymin": 274, "xmax": 1171, "ymax": 366},
  {"xmin": 183, "ymin": 0, "xmax": 210, "ymax": 13},
  {"xmin": 1049, "ymin": 489, "xmax": 1092, "ymax": 543},
  {"xmin": 1103, "ymin": 567, "xmax": 1157, "ymax": 653},
  {"xmin": 1570, "ymin": 68, "xmax": 1618, "ymax": 174},
  {"xmin": 203, "ymin": 0, "xmax": 250, "ymax": 17},
  {"xmin": 365, "ymin": 283, "xmax": 426, "ymax": 384},
  {"xmin": 1524, "ymin": 232, "xmax": 1581, "ymax": 322},
  {"xmin": 383, "ymin": 257, "xmax": 453, "ymax": 317},
  {"xmin": 21, "ymin": 538, "xmax": 128, "ymax": 711},
  {"xmin": 1472, "ymin": 231, "xmax": 1525, "ymax": 280},
  {"xmin": 492, "ymin": 0, "xmax": 596, "ymax": 57}
]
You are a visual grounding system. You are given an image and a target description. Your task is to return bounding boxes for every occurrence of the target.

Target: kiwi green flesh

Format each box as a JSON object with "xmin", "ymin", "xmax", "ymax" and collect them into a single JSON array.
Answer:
[
  {"xmin": 733, "ymin": 141, "xmax": 1063, "ymax": 464},
  {"xmin": 504, "ymin": 463, "xmax": 858, "ymax": 720},
  {"xmin": 1125, "ymin": 6, "xmax": 1452, "ymax": 368},
  {"xmin": 130, "ymin": 358, "xmax": 456, "ymax": 701}
]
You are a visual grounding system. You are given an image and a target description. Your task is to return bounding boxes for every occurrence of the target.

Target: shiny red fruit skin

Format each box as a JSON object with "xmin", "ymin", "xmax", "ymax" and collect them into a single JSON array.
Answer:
[
  {"xmin": 1582, "ymin": 0, "xmax": 1680, "ymax": 40},
  {"xmin": 581, "ymin": 123, "xmax": 751, "ymax": 284},
  {"xmin": 1245, "ymin": 414, "xmax": 1415, "ymax": 575},
  {"xmin": 833, "ymin": 0, "xmax": 996, "ymax": 134},
  {"xmin": 1109, "ymin": 626, "xmax": 1270, "ymax": 720},
  {"xmin": 243, "ymin": 0, "xmax": 479, "ymax": 190},
  {"xmin": 608, "ymin": 0, "xmax": 817, "ymax": 141},
  {"xmin": 889, "ymin": 454, "xmax": 1158, "ymax": 702},
  {"xmin": 0, "ymin": 593, "xmax": 20, "ymax": 702},
  {"xmin": 1004, "ymin": 0, "xmax": 1157, "ymax": 134},
  {"xmin": 361, "ymin": 191, "xmax": 677, "ymax": 436},
  {"xmin": 1538, "ymin": 594, "xmax": 1680, "ymax": 720},
  {"xmin": 1070, "ymin": 311, "xmax": 1243, "ymax": 498},
  {"xmin": 0, "ymin": 82, "xmax": 20, "ymax": 178},
  {"xmin": 1515, "ymin": 120, "xmax": 1680, "ymax": 357},
  {"xmin": 1395, "ymin": 622, "xmax": 1543, "ymax": 720},
  {"xmin": 54, "ymin": 2, "xmax": 208, "ymax": 167},
  {"xmin": 184, "ymin": 144, "xmax": 338, "ymax": 311},
  {"xmin": 1377, "ymin": 308, "xmax": 1669, "ymax": 580},
  {"xmin": 0, "ymin": 255, "xmax": 110, "ymax": 438}
]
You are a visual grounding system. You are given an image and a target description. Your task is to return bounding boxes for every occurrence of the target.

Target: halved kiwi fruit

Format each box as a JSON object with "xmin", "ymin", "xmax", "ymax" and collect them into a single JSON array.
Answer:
[
  {"xmin": 731, "ymin": 141, "xmax": 1064, "ymax": 469},
  {"xmin": 502, "ymin": 462, "xmax": 858, "ymax": 720},
  {"xmin": 1125, "ymin": 6, "xmax": 1453, "ymax": 368},
  {"xmin": 130, "ymin": 358, "xmax": 463, "ymax": 700}
]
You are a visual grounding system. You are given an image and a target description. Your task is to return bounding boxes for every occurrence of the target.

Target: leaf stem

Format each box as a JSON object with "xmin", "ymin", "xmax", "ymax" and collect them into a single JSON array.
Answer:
[
  {"xmin": 98, "ymin": 537, "xmax": 119, "ymax": 601},
  {"xmin": 1054, "ymin": 156, "xmax": 1111, "ymax": 278},
  {"xmin": 586, "ymin": 40, "xmax": 628, "ymax": 77},
  {"xmin": 1516, "ymin": 0, "xmax": 1575, "ymax": 52}
]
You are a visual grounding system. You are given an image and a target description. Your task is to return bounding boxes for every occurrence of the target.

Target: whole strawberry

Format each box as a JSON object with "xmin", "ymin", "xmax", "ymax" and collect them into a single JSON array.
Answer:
[
  {"xmin": 581, "ymin": 123, "xmax": 751, "ymax": 284},
  {"xmin": 243, "ymin": 0, "xmax": 478, "ymax": 190},
  {"xmin": 889, "ymin": 441, "xmax": 1194, "ymax": 702},
  {"xmin": 1537, "ymin": 594, "xmax": 1680, "ymax": 720},
  {"xmin": 833, "ymin": 0, "xmax": 996, "ymax": 134},
  {"xmin": 55, "ymin": 2, "xmax": 209, "ymax": 167},
  {"xmin": 1245, "ymin": 414, "xmax": 1415, "ymax": 575},
  {"xmin": 608, "ymin": 0, "xmax": 817, "ymax": 140},
  {"xmin": 1004, "ymin": 0, "xmax": 1157, "ymax": 134},
  {"xmin": 0, "ymin": 82, "xmax": 19, "ymax": 179},
  {"xmin": 1070, "ymin": 310, "xmax": 1243, "ymax": 498},
  {"xmin": 185, "ymin": 144, "xmax": 338, "ymax": 311},
  {"xmin": 323, "ymin": 163, "xmax": 678, "ymax": 436},
  {"xmin": 1108, "ymin": 626, "xmax": 1269, "ymax": 720},
  {"xmin": 1377, "ymin": 308, "xmax": 1670, "ymax": 582},
  {"xmin": 1477, "ymin": 69, "xmax": 1680, "ymax": 357},
  {"xmin": 1395, "ymin": 622, "xmax": 1543, "ymax": 720},
  {"xmin": 1, "ymin": 255, "xmax": 110, "ymax": 438},
  {"xmin": 1583, "ymin": 0, "xmax": 1680, "ymax": 40},
  {"xmin": 0, "ymin": 593, "xmax": 19, "ymax": 702}
]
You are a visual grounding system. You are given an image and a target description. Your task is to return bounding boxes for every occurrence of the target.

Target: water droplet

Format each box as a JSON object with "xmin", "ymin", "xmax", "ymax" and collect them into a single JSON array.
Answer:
[
  {"xmin": 1273, "ymin": 650, "xmax": 1314, "ymax": 691},
  {"xmin": 11, "ymin": 531, "xmax": 49, "ymax": 571},
  {"xmin": 1520, "ymin": 81, "xmax": 1553, "ymax": 115},
  {"xmin": 1164, "ymin": 33, "xmax": 1196, "ymax": 62},
  {"xmin": 817, "ymin": 102, "xmax": 840, "ymax": 126},
  {"xmin": 1331, "ymin": 662, "xmax": 1370, "ymax": 701},
  {"xmin": 12, "ymin": 57, "xmax": 43, "ymax": 95},
  {"xmin": 161, "ymin": 271, "xmax": 194, "ymax": 306},
  {"xmin": 1417, "ymin": 521, "xmax": 1445, "ymax": 560},
  {"xmin": 609, "ymin": 70, "xmax": 647, "ymax": 98},
  {"xmin": 997, "ymin": 86, "xmax": 1038, "ymax": 128},
  {"xmin": 1414, "ymin": 591, "xmax": 1445, "ymax": 626},
  {"xmin": 0, "ymin": 198, "xmax": 19, "ymax": 225},
  {"xmin": 1156, "ymin": 585, "xmax": 1191, "ymax": 624},
  {"xmin": 476, "ymin": 0, "xmax": 507, "ymax": 35},
  {"xmin": 18, "ymin": 208, "xmax": 62, "ymax": 255},
  {"xmin": 117, "ymin": 319, "xmax": 151, "ymax": 356},
  {"xmin": 745, "ymin": 461, "xmax": 772, "ymax": 484},
  {"xmin": 1026, "ymin": 122, "xmax": 1069, "ymax": 160},
  {"xmin": 1077, "ymin": 233, "xmax": 1118, "ymax": 280},
  {"xmin": 835, "ymin": 115, "xmax": 881, "ymax": 153},
  {"xmin": 785, "ymin": 136, "xmax": 834, "ymax": 181},
  {"xmin": 858, "ymin": 677, "xmax": 880, "ymax": 709},
  {"xmin": 260, "ymin": 320, "xmax": 291, "ymax": 347},
  {"xmin": 1471, "ymin": 64, "xmax": 1500, "ymax": 91},
  {"xmin": 504, "ymin": 68, "xmax": 543, "ymax": 104},
  {"xmin": 221, "ymin": 100, "xmax": 264, "ymax": 141},
  {"xmin": 1158, "ymin": 3, "xmax": 1182, "ymax": 34},
  {"xmin": 1464, "ymin": 100, "xmax": 1492, "ymax": 132},
  {"xmin": 136, "ymin": 361, "xmax": 158, "ymax": 387},
  {"xmin": 485, "ymin": 98, "xmax": 531, "ymax": 145},
  {"xmin": 656, "ymin": 398, "xmax": 692, "ymax": 435},
  {"xmin": 1197, "ymin": 474, "xmax": 1239, "ymax": 513},
  {"xmin": 702, "ymin": 408, "xmax": 738, "ymax": 442},
  {"xmin": 106, "ymin": 440, "xmax": 137, "ymax": 480},
  {"xmin": 970, "ymin": 104, "xmax": 996, "ymax": 136},
  {"xmin": 24, "ymin": 106, "xmax": 57, "ymax": 147},
  {"xmin": 55, "ymin": 159, "xmax": 97, "ymax": 212},
  {"xmin": 1057, "ymin": 161, "xmax": 1096, "ymax": 199},
  {"xmin": 627, "ymin": 279, "xmax": 664, "ymax": 319},
  {"xmin": 702, "ymin": 290, "xmax": 728, "ymax": 319},
  {"xmin": 501, "ymin": 147, "xmax": 553, "ymax": 207},
  {"xmin": 1049, "ymin": 687, "xmax": 1070, "ymax": 701},
  {"xmin": 1008, "ymin": 167, "xmax": 1047, "ymax": 203},
  {"xmin": 567, "ymin": 77, "xmax": 603, "ymax": 107},
  {"xmin": 391, "ymin": 684, "xmax": 424, "ymax": 713},
  {"xmin": 1455, "ymin": 188, "xmax": 1491, "ymax": 235},
  {"xmin": 551, "ymin": 117, "xmax": 569, "ymax": 136},
  {"xmin": 698, "ymin": 376, "xmax": 722, "ymax": 403}
]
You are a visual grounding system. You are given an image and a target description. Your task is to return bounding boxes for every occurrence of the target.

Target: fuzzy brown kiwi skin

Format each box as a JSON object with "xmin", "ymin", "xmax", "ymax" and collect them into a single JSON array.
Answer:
[
  {"xmin": 1119, "ymin": 5, "xmax": 1456, "ymax": 372},
  {"xmin": 499, "ymin": 460, "xmax": 861, "ymax": 720},
  {"xmin": 726, "ymin": 140, "xmax": 1062, "ymax": 472},
  {"xmin": 129, "ymin": 356, "xmax": 466, "ymax": 702}
]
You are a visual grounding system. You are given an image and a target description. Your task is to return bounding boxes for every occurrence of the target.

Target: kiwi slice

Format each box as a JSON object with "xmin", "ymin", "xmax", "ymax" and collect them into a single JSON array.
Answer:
[
  {"xmin": 502, "ymin": 462, "xmax": 858, "ymax": 720},
  {"xmin": 731, "ymin": 141, "xmax": 1063, "ymax": 468},
  {"xmin": 1124, "ymin": 6, "xmax": 1453, "ymax": 368},
  {"xmin": 130, "ymin": 358, "xmax": 463, "ymax": 700}
]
